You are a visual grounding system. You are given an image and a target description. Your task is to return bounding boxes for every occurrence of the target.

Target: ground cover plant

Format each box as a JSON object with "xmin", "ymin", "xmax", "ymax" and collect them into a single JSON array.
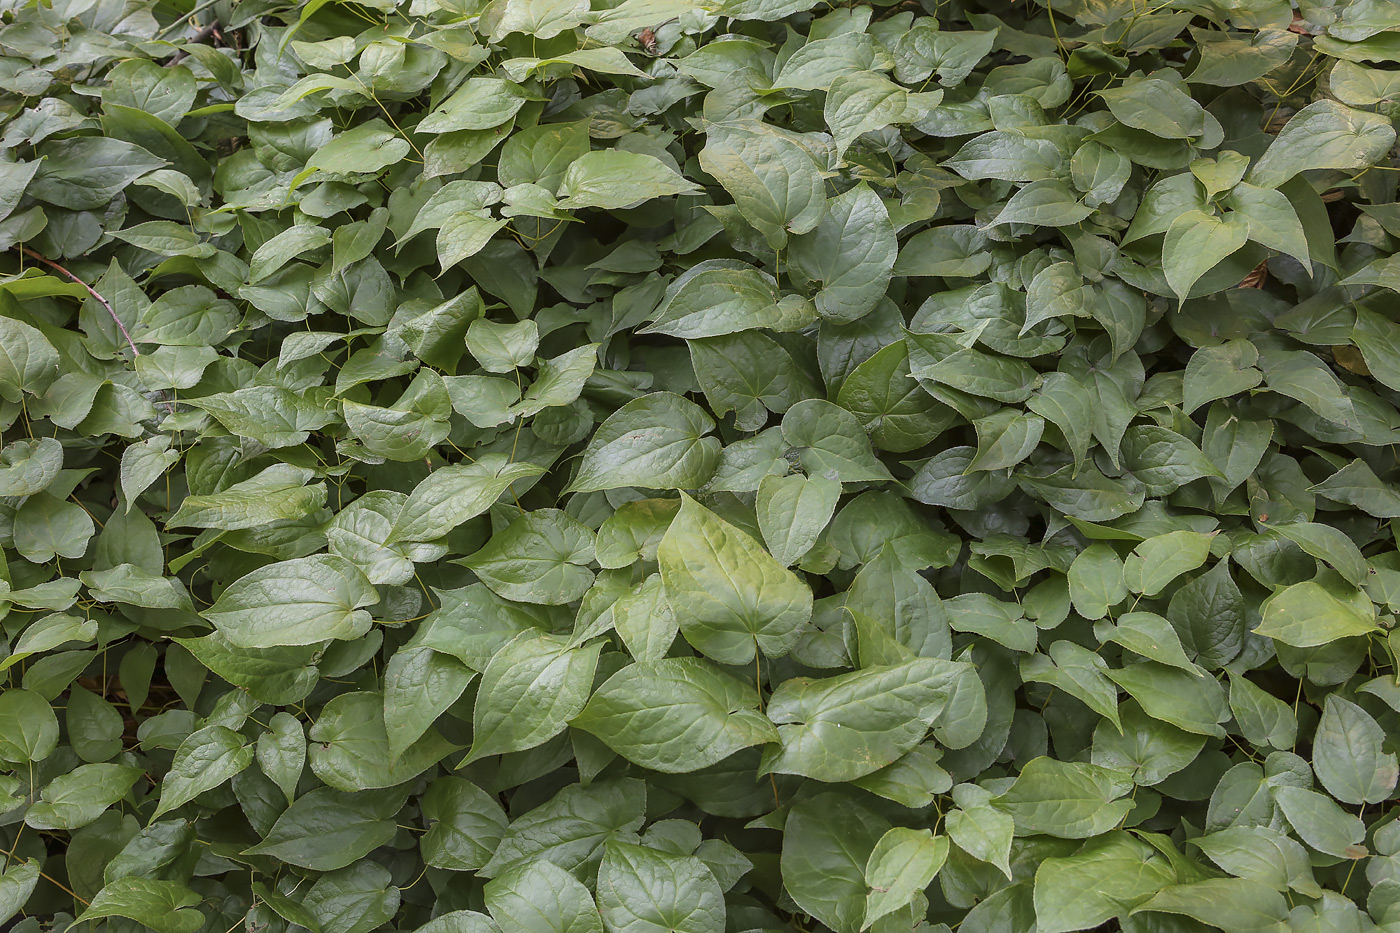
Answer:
[{"xmin": 6, "ymin": 0, "xmax": 1400, "ymax": 929}]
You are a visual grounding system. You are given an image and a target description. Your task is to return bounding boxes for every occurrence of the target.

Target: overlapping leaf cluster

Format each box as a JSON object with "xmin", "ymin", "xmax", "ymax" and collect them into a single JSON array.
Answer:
[{"xmin": 4, "ymin": 0, "xmax": 1400, "ymax": 929}]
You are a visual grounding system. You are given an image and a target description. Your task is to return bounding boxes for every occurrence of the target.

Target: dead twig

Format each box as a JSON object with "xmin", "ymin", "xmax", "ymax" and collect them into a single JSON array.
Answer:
[{"xmin": 166, "ymin": 20, "xmax": 219, "ymax": 66}]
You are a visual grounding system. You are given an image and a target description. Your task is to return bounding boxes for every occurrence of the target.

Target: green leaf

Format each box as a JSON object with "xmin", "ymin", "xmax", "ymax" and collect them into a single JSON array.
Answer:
[
  {"xmin": 1255, "ymin": 581, "xmax": 1379, "ymax": 647},
  {"xmin": 1028, "ymin": 371, "xmax": 1093, "ymax": 469},
  {"xmin": 824, "ymin": 72, "xmax": 933, "ymax": 157},
  {"xmin": 1071, "ymin": 141, "xmax": 1131, "ymax": 204},
  {"xmin": 945, "ymin": 784, "xmax": 1013, "ymax": 878},
  {"xmin": 945, "ymin": 128, "xmax": 1081, "ymax": 183},
  {"xmin": 175, "ymin": 633, "xmax": 320, "ymax": 705},
  {"xmin": 1228, "ymin": 672, "xmax": 1297, "ymax": 751},
  {"xmin": 1097, "ymin": 612, "xmax": 1199, "ymax": 674},
  {"xmin": 0, "ymin": 316, "xmax": 60, "ymax": 401},
  {"xmin": 1020, "ymin": 641, "xmax": 1121, "ymax": 732},
  {"xmin": 1121, "ymin": 531, "xmax": 1214, "ymax": 597},
  {"xmin": 256, "ymin": 711, "xmax": 306, "ymax": 802},
  {"xmin": 892, "ymin": 225, "xmax": 992, "ymax": 277},
  {"xmin": 1068, "ymin": 543, "xmax": 1127, "ymax": 620},
  {"xmin": 1310, "ymin": 459, "xmax": 1400, "ymax": 518},
  {"xmin": 788, "ymin": 183, "xmax": 896, "ymax": 323},
  {"xmin": 1091, "ymin": 699, "xmax": 1206, "ymax": 786},
  {"xmin": 483, "ymin": 778, "xmax": 646, "ymax": 878},
  {"xmin": 308, "ymin": 691, "xmax": 455, "ymax": 791},
  {"xmin": 462, "ymin": 509, "xmax": 596, "ymax": 605},
  {"xmin": 598, "ymin": 841, "xmax": 724, "ymax": 933},
  {"xmin": 1098, "ymin": 77, "xmax": 1206, "ymax": 138},
  {"xmin": 491, "ymin": 0, "xmax": 587, "ymax": 38},
  {"xmin": 1023, "ymin": 262, "xmax": 1091, "ymax": 332},
  {"xmin": 190, "ymin": 385, "xmax": 336, "ymax": 448},
  {"xmin": 1162, "ymin": 210, "xmax": 1249, "ymax": 301},
  {"xmin": 307, "ymin": 120, "xmax": 410, "ymax": 175},
  {"xmin": 154, "ymin": 725, "xmax": 253, "ymax": 817},
  {"xmin": 782, "ymin": 792, "xmax": 891, "ymax": 933},
  {"xmin": 30, "ymin": 137, "xmax": 165, "ymax": 210},
  {"xmin": 0, "ymin": 436, "xmax": 62, "ymax": 497},
  {"xmin": 65, "ymin": 685, "xmax": 122, "ymax": 762},
  {"xmin": 0, "ymin": 859, "xmax": 38, "ymax": 927},
  {"xmin": 247, "ymin": 223, "xmax": 330, "ymax": 282},
  {"xmin": 392, "ymin": 456, "xmax": 547, "ymax": 544},
  {"xmin": 1033, "ymin": 832, "xmax": 1175, "ymax": 933},
  {"xmin": 851, "ymin": 743, "xmax": 953, "ymax": 809},
  {"xmin": 968, "ymin": 409, "xmax": 1044, "ymax": 472},
  {"xmin": 1191, "ymin": 826, "xmax": 1321, "ymax": 898},
  {"xmin": 1226, "ymin": 182, "xmax": 1311, "ymax": 269},
  {"xmin": 762, "ymin": 656, "xmax": 982, "ymax": 782},
  {"xmin": 1312, "ymin": 694, "xmax": 1398, "ymax": 805},
  {"xmin": 574, "ymin": 657, "xmax": 777, "ymax": 772},
  {"xmin": 1182, "ymin": 339, "xmax": 1263, "ymax": 415},
  {"xmin": 558, "ymin": 151, "xmax": 700, "ymax": 210},
  {"xmin": 1267, "ymin": 522, "xmax": 1368, "ymax": 587},
  {"xmin": 699, "ymin": 122, "xmax": 826, "ymax": 250},
  {"xmin": 1105, "ymin": 660, "xmax": 1228, "ymax": 737},
  {"xmin": 25, "ymin": 763, "xmax": 142, "ymax": 830},
  {"xmin": 1258, "ymin": 347, "xmax": 1357, "ymax": 428},
  {"xmin": 837, "ymin": 341, "xmax": 953, "ymax": 452},
  {"xmin": 611, "ymin": 575, "xmax": 679, "ymax": 664},
  {"xmin": 568, "ymin": 393, "xmax": 720, "ymax": 493},
  {"xmin": 511, "ymin": 344, "xmax": 597, "ymax": 418},
  {"xmin": 906, "ymin": 331, "xmax": 1040, "ymax": 403},
  {"xmin": 253, "ymin": 882, "xmax": 323, "ymax": 933},
  {"xmin": 1134, "ymin": 879, "xmax": 1289, "ymax": 933},
  {"xmin": 0, "ymin": 689, "xmax": 59, "ymax": 763},
  {"xmin": 755, "ymin": 473, "xmax": 840, "ymax": 567},
  {"xmin": 203, "ymin": 554, "xmax": 377, "ymax": 648},
  {"xmin": 1188, "ymin": 27, "xmax": 1296, "ymax": 85},
  {"xmin": 301, "ymin": 862, "xmax": 399, "ymax": 933},
  {"xmin": 782, "ymin": 399, "xmax": 895, "ymax": 483},
  {"xmin": 947, "ymin": 592, "xmax": 1036, "ymax": 652},
  {"xmin": 243, "ymin": 786, "xmax": 397, "ymax": 871},
  {"xmin": 689, "ymin": 331, "xmax": 818, "ymax": 431},
  {"xmin": 1273, "ymin": 785, "xmax": 1367, "ymax": 859},
  {"xmin": 863, "ymin": 828, "xmax": 947, "ymax": 929},
  {"xmin": 657, "ymin": 494, "xmax": 813, "ymax": 665},
  {"xmin": 72, "ymin": 878, "xmax": 203, "ymax": 933},
  {"xmin": 328, "ymin": 491, "xmax": 446, "ymax": 587},
  {"xmin": 167, "ymin": 462, "xmax": 326, "ymax": 531},
  {"xmin": 467, "ymin": 631, "xmax": 602, "ymax": 761},
  {"xmin": 384, "ymin": 646, "xmax": 474, "ymax": 760},
  {"xmin": 467, "ymin": 318, "xmax": 539, "ymax": 373},
  {"xmin": 774, "ymin": 32, "xmax": 894, "ymax": 91},
  {"xmin": 643, "ymin": 261, "xmax": 803, "ymax": 338},
  {"xmin": 497, "ymin": 120, "xmax": 591, "ymax": 191},
  {"xmin": 14, "ymin": 492, "xmax": 95, "ymax": 562},
  {"xmin": 1247, "ymin": 100, "xmax": 1397, "ymax": 188},
  {"xmin": 1352, "ymin": 305, "xmax": 1400, "ymax": 393},
  {"xmin": 485, "ymin": 860, "xmax": 601, "ymax": 933},
  {"xmin": 993, "ymin": 758, "xmax": 1132, "ymax": 838},
  {"xmin": 990, "ymin": 180, "xmax": 1093, "ymax": 227},
  {"xmin": 400, "ymin": 180, "xmax": 508, "ymax": 270},
  {"xmin": 1168, "ymin": 559, "xmax": 1246, "ymax": 669},
  {"xmin": 421, "ymin": 776, "xmax": 508, "ymax": 871},
  {"xmin": 1190, "ymin": 151, "xmax": 1250, "ymax": 198},
  {"xmin": 120, "ymin": 435, "xmax": 179, "ymax": 508}
]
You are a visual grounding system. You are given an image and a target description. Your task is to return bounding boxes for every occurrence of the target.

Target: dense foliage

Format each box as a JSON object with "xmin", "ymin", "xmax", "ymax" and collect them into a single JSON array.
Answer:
[{"xmin": 7, "ymin": 0, "xmax": 1400, "ymax": 929}]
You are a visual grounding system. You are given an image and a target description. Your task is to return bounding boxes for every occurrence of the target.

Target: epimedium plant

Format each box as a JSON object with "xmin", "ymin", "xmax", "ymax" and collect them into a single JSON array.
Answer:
[{"xmin": 3, "ymin": 0, "xmax": 1400, "ymax": 929}]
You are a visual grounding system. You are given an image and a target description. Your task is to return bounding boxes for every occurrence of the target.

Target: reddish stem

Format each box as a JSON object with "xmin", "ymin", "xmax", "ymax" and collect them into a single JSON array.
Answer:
[{"xmin": 20, "ymin": 246, "xmax": 140, "ymax": 357}]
